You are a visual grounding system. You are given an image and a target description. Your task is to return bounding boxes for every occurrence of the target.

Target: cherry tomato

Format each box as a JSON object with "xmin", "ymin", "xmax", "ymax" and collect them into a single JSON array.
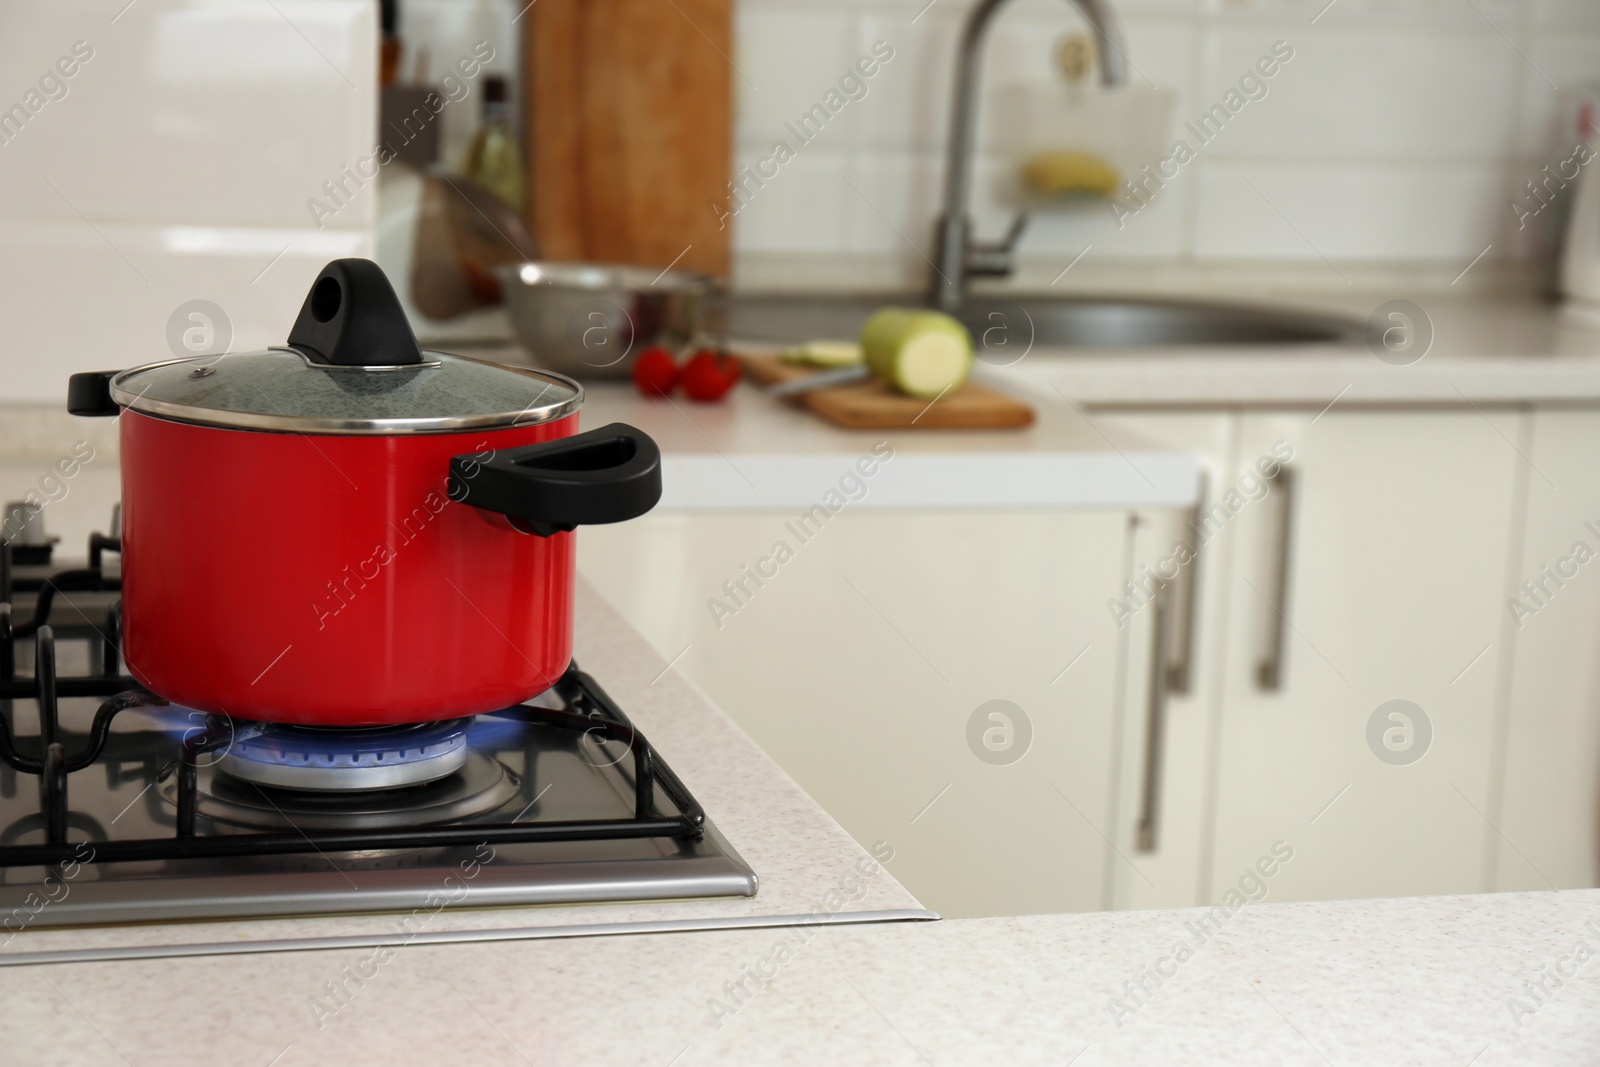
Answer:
[
  {"xmin": 631, "ymin": 346, "xmax": 679, "ymax": 398},
  {"xmin": 680, "ymin": 349, "xmax": 742, "ymax": 402}
]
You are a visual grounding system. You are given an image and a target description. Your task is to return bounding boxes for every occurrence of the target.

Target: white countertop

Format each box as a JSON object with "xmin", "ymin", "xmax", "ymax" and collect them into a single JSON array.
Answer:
[
  {"xmin": 576, "ymin": 376, "xmax": 1199, "ymax": 511},
  {"xmin": 986, "ymin": 289, "xmax": 1600, "ymax": 409},
  {"xmin": 16, "ymin": 275, "xmax": 1600, "ymax": 522},
  {"xmin": 0, "ymin": 352, "xmax": 1207, "ymax": 515},
  {"xmin": 730, "ymin": 256, "xmax": 1600, "ymax": 408},
  {"xmin": 4, "ymin": 887, "xmax": 1594, "ymax": 1065}
]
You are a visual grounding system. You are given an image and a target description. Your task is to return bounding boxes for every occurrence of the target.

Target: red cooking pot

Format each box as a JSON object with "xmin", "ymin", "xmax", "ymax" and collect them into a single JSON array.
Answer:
[{"xmin": 67, "ymin": 258, "xmax": 660, "ymax": 726}]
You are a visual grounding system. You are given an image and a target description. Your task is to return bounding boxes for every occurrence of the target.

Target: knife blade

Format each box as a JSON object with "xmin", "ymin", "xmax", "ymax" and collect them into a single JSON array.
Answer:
[{"xmin": 763, "ymin": 364, "xmax": 872, "ymax": 398}]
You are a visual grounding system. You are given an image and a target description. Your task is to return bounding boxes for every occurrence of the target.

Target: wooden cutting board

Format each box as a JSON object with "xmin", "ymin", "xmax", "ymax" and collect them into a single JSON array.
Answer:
[
  {"xmin": 738, "ymin": 354, "xmax": 1035, "ymax": 431},
  {"xmin": 524, "ymin": 0, "xmax": 732, "ymax": 279}
]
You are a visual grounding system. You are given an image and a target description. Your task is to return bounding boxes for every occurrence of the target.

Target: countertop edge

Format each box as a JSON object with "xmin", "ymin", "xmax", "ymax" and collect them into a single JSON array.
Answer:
[{"xmin": 0, "ymin": 908, "xmax": 942, "ymax": 968}]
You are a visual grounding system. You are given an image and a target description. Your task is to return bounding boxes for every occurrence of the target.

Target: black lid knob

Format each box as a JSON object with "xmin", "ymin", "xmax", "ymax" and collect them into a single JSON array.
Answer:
[{"xmin": 287, "ymin": 258, "xmax": 424, "ymax": 368}]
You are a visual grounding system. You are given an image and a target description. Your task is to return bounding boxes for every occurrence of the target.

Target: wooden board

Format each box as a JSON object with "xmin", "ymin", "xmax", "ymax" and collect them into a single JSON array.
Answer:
[
  {"xmin": 738, "ymin": 354, "xmax": 1036, "ymax": 431},
  {"xmin": 524, "ymin": 0, "xmax": 732, "ymax": 279}
]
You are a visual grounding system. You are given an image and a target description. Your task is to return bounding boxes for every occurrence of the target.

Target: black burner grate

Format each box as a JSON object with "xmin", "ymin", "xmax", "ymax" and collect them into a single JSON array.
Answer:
[{"xmin": 0, "ymin": 536, "xmax": 704, "ymax": 868}]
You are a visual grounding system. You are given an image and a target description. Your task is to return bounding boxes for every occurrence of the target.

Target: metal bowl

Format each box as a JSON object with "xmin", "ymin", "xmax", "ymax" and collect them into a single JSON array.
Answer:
[{"xmin": 499, "ymin": 262, "xmax": 711, "ymax": 379}]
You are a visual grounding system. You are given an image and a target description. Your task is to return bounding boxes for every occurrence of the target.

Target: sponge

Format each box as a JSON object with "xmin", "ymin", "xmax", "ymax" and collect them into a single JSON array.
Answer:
[{"xmin": 1021, "ymin": 150, "xmax": 1121, "ymax": 199}]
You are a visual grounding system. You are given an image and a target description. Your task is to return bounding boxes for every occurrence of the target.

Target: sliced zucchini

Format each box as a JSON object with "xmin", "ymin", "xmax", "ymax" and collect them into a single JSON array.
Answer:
[{"xmin": 781, "ymin": 340, "xmax": 864, "ymax": 367}]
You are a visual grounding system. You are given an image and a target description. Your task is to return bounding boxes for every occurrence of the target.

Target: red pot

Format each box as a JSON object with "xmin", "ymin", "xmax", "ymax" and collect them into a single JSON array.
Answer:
[{"xmin": 68, "ymin": 259, "xmax": 660, "ymax": 726}]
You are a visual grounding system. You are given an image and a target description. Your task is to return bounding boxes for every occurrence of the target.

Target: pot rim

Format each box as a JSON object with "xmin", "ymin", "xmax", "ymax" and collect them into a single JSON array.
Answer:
[{"xmin": 108, "ymin": 350, "xmax": 584, "ymax": 436}]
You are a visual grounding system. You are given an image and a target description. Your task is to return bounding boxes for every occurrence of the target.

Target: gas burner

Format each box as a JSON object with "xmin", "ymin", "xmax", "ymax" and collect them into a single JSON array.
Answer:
[
  {"xmin": 214, "ymin": 718, "xmax": 473, "ymax": 792},
  {"xmin": 159, "ymin": 749, "xmax": 521, "ymax": 831},
  {"xmin": 0, "ymin": 525, "xmax": 756, "ymax": 930}
]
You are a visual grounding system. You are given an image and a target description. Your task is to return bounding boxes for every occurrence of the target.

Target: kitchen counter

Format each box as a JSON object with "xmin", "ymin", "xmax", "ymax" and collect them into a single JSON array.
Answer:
[
  {"xmin": 577, "ymin": 377, "xmax": 1198, "ymax": 512},
  {"xmin": 737, "ymin": 255, "xmax": 1600, "ymax": 408},
  {"xmin": 0, "ymin": 573, "xmax": 932, "ymax": 966},
  {"xmin": 0, "ymin": 336, "xmax": 1205, "ymax": 965},
  {"xmin": 3, "ymin": 886, "xmax": 1594, "ymax": 1065},
  {"xmin": 11, "ymin": 274, "xmax": 1600, "ymax": 477},
  {"xmin": 496, "ymin": 280, "xmax": 1600, "ymax": 517},
  {"xmin": 4, "ymin": 280, "xmax": 1600, "ymax": 1063},
  {"xmin": 987, "ymin": 289, "xmax": 1600, "ymax": 409},
  {"xmin": 20, "ymin": 273, "xmax": 1600, "ymax": 520},
  {"xmin": 0, "ymin": 355, "xmax": 1206, "ymax": 516}
]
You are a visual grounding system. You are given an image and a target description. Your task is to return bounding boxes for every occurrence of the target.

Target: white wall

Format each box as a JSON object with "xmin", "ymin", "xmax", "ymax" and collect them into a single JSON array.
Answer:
[
  {"xmin": 0, "ymin": 0, "xmax": 376, "ymax": 404},
  {"xmin": 730, "ymin": 0, "xmax": 1600, "ymax": 269}
]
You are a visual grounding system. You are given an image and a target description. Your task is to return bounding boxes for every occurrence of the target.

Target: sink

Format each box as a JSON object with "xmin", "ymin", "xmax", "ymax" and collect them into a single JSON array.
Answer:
[{"xmin": 708, "ymin": 293, "xmax": 1365, "ymax": 352}]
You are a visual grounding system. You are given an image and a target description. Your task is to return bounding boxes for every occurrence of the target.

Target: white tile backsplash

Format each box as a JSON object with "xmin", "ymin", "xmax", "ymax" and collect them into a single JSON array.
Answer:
[
  {"xmin": 1191, "ymin": 162, "xmax": 1507, "ymax": 260},
  {"xmin": 728, "ymin": 148, "xmax": 854, "ymax": 253},
  {"xmin": 0, "ymin": 1, "xmax": 375, "ymax": 230},
  {"xmin": 1196, "ymin": 27, "xmax": 1520, "ymax": 161},
  {"xmin": 0, "ymin": 219, "xmax": 370, "ymax": 401},
  {"xmin": 0, "ymin": 0, "xmax": 377, "ymax": 405},
  {"xmin": 1519, "ymin": 33, "xmax": 1600, "ymax": 156},
  {"xmin": 736, "ymin": 6, "xmax": 865, "ymax": 150},
  {"xmin": 731, "ymin": 0, "xmax": 1600, "ymax": 269},
  {"xmin": 1208, "ymin": 0, "xmax": 1522, "ymax": 25},
  {"xmin": 853, "ymin": 9, "xmax": 962, "ymax": 153},
  {"xmin": 1532, "ymin": 0, "xmax": 1600, "ymax": 31},
  {"xmin": 839, "ymin": 149, "xmax": 943, "ymax": 256}
]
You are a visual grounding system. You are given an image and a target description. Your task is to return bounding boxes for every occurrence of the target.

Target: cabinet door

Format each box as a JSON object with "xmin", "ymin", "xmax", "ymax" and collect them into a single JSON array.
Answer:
[
  {"xmin": 580, "ymin": 509, "xmax": 1139, "ymax": 918},
  {"xmin": 1093, "ymin": 412, "xmax": 1241, "ymax": 911},
  {"xmin": 1499, "ymin": 411, "xmax": 1600, "ymax": 892},
  {"xmin": 1210, "ymin": 411, "xmax": 1524, "ymax": 902}
]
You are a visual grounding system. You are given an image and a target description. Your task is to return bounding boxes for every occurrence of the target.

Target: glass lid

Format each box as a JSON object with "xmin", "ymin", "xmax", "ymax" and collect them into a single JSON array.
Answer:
[
  {"xmin": 108, "ymin": 258, "xmax": 581, "ymax": 435},
  {"xmin": 109, "ymin": 350, "xmax": 582, "ymax": 435}
]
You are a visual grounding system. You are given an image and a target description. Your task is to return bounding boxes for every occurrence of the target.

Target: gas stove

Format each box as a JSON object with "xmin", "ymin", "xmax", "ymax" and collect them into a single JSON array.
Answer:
[{"xmin": 0, "ymin": 510, "xmax": 755, "ymax": 928}]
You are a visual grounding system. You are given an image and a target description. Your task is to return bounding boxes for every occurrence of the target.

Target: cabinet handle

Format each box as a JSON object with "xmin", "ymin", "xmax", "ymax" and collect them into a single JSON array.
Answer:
[
  {"xmin": 1167, "ymin": 480, "xmax": 1208, "ymax": 696},
  {"xmin": 1136, "ymin": 584, "xmax": 1171, "ymax": 853},
  {"xmin": 1256, "ymin": 466, "xmax": 1297, "ymax": 691}
]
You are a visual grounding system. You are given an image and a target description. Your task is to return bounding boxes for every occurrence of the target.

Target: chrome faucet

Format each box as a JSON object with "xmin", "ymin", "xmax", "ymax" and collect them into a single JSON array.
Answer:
[{"xmin": 930, "ymin": 0, "xmax": 1128, "ymax": 311}]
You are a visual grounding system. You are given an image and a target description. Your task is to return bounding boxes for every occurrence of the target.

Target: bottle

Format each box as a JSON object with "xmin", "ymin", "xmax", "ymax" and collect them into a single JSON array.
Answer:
[
  {"xmin": 379, "ymin": 0, "xmax": 401, "ymax": 88},
  {"xmin": 463, "ymin": 75, "xmax": 525, "ymax": 213}
]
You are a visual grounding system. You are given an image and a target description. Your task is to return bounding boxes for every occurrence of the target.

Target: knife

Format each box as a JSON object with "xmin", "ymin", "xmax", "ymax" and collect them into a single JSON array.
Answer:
[{"xmin": 763, "ymin": 364, "xmax": 872, "ymax": 398}]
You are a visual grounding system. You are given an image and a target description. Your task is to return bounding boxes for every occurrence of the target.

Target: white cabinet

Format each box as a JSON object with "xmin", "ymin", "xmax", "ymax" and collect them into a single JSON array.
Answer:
[
  {"xmin": 1498, "ymin": 411, "xmax": 1600, "ymax": 892},
  {"xmin": 1092, "ymin": 413, "xmax": 1239, "ymax": 912},
  {"xmin": 1210, "ymin": 411, "xmax": 1523, "ymax": 901},
  {"xmin": 1101, "ymin": 408, "xmax": 1542, "ymax": 905},
  {"xmin": 580, "ymin": 507, "xmax": 1149, "ymax": 918},
  {"xmin": 581, "ymin": 403, "xmax": 1600, "ymax": 917}
]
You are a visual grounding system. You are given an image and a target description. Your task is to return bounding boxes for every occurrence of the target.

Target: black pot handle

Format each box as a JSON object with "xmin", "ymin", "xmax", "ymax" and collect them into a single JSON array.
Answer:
[
  {"xmin": 67, "ymin": 372, "xmax": 121, "ymax": 416},
  {"xmin": 449, "ymin": 423, "xmax": 662, "ymax": 537}
]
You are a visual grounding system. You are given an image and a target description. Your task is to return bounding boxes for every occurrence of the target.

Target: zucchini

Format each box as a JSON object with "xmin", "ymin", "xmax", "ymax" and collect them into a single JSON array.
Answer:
[{"xmin": 859, "ymin": 308, "xmax": 974, "ymax": 399}]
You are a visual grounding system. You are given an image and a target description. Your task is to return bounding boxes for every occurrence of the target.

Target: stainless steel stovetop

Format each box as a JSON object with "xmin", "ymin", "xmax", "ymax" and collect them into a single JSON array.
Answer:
[{"xmin": 0, "ymin": 533, "xmax": 755, "ymax": 929}]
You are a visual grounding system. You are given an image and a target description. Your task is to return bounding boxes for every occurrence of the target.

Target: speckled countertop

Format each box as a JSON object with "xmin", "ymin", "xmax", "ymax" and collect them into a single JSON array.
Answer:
[{"xmin": 2, "ymin": 888, "xmax": 1595, "ymax": 1065}]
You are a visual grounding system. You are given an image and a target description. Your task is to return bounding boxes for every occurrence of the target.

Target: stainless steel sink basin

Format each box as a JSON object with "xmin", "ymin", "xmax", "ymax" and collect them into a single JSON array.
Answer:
[{"xmin": 708, "ymin": 293, "xmax": 1364, "ymax": 351}]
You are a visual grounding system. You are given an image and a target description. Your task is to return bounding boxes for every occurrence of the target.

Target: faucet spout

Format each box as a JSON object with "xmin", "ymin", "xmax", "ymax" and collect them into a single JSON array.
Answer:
[{"xmin": 930, "ymin": 0, "xmax": 1128, "ymax": 311}]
